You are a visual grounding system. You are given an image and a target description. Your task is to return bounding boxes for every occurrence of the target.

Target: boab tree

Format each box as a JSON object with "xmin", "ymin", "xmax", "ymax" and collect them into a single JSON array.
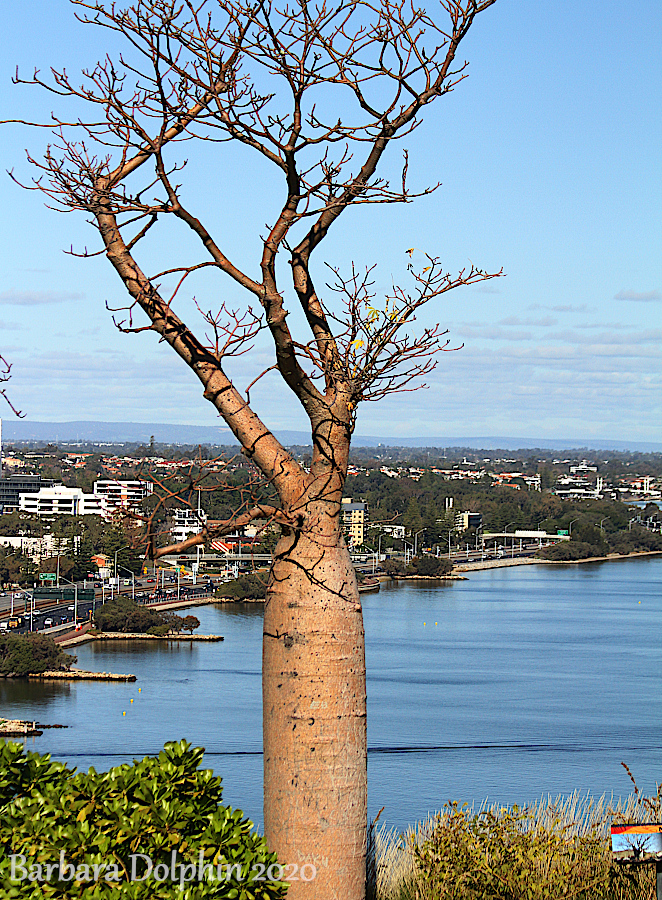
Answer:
[{"xmin": 7, "ymin": 0, "xmax": 499, "ymax": 896}]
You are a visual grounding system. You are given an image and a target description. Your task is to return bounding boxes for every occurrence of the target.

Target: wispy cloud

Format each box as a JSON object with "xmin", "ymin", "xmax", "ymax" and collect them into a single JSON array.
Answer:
[
  {"xmin": 498, "ymin": 315, "xmax": 557, "ymax": 327},
  {"xmin": 475, "ymin": 283, "xmax": 501, "ymax": 294},
  {"xmin": 0, "ymin": 290, "xmax": 84, "ymax": 306},
  {"xmin": 527, "ymin": 303, "xmax": 595, "ymax": 313},
  {"xmin": 454, "ymin": 325, "xmax": 533, "ymax": 341},
  {"xmin": 614, "ymin": 289, "xmax": 661, "ymax": 302}
]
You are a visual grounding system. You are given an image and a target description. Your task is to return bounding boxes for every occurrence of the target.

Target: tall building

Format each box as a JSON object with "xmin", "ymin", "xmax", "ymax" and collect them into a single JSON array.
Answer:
[{"xmin": 341, "ymin": 498, "xmax": 368, "ymax": 548}]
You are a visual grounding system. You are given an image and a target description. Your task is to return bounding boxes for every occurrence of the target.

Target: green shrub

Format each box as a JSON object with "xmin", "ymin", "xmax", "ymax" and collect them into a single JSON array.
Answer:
[
  {"xmin": 0, "ymin": 739, "xmax": 288, "ymax": 898},
  {"xmin": 181, "ymin": 615, "xmax": 201, "ymax": 634},
  {"xmin": 0, "ymin": 634, "xmax": 75, "ymax": 676},
  {"xmin": 538, "ymin": 541, "xmax": 604, "ymax": 561},
  {"xmin": 383, "ymin": 559, "xmax": 405, "ymax": 577},
  {"xmin": 95, "ymin": 596, "xmax": 165, "ymax": 633},
  {"xmin": 407, "ymin": 556, "xmax": 453, "ymax": 577},
  {"xmin": 95, "ymin": 598, "xmax": 191, "ymax": 635},
  {"xmin": 219, "ymin": 574, "xmax": 267, "ymax": 601}
]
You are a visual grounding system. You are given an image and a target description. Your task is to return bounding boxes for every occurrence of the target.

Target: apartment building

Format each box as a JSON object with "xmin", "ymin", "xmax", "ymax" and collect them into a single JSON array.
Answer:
[
  {"xmin": 93, "ymin": 479, "xmax": 153, "ymax": 511},
  {"xmin": 341, "ymin": 498, "xmax": 368, "ymax": 548}
]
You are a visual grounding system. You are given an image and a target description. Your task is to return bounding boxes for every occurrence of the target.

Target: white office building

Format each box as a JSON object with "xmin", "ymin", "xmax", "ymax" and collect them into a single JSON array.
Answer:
[{"xmin": 19, "ymin": 485, "xmax": 108, "ymax": 517}]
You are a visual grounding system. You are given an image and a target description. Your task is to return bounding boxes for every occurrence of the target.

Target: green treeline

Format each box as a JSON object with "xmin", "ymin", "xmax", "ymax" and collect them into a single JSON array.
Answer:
[
  {"xmin": 216, "ymin": 573, "xmax": 268, "ymax": 601},
  {"xmin": 0, "ymin": 634, "xmax": 75, "ymax": 676},
  {"xmin": 94, "ymin": 597, "xmax": 199, "ymax": 635},
  {"xmin": 345, "ymin": 471, "xmax": 662, "ymax": 559}
]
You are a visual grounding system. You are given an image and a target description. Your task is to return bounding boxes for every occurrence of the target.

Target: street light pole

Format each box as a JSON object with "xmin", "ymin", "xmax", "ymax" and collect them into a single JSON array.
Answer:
[
  {"xmin": 505, "ymin": 522, "xmax": 516, "ymax": 558},
  {"xmin": 117, "ymin": 564, "xmax": 135, "ymax": 601},
  {"xmin": 58, "ymin": 575, "xmax": 78, "ymax": 625}
]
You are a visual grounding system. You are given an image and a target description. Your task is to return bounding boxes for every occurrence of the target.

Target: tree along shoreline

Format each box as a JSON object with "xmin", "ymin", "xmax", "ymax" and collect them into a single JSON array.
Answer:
[
  {"xmin": 535, "ymin": 548, "xmax": 662, "ymax": 566},
  {"xmin": 455, "ymin": 549, "xmax": 662, "ymax": 571}
]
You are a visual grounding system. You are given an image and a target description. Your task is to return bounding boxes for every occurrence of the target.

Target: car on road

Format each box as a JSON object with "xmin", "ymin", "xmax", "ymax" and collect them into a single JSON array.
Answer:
[{"xmin": 44, "ymin": 618, "xmax": 53, "ymax": 627}]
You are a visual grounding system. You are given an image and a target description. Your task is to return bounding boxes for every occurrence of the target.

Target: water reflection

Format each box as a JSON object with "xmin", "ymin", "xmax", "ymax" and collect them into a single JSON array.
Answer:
[{"xmin": 0, "ymin": 678, "xmax": 74, "ymax": 709}]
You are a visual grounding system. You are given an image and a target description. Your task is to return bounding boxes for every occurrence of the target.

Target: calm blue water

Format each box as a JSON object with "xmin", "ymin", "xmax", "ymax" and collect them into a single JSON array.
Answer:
[{"xmin": 1, "ymin": 558, "xmax": 660, "ymax": 831}]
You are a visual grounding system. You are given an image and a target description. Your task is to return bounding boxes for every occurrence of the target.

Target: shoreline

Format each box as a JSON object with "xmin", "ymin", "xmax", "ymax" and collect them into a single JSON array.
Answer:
[
  {"xmin": 28, "ymin": 669, "xmax": 136, "ymax": 682},
  {"xmin": 92, "ymin": 632, "xmax": 223, "ymax": 642},
  {"xmin": 454, "ymin": 549, "xmax": 662, "ymax": 572},
  {"xmin": 0, "ymin": 718, "xmax": 43, "ymax": 737},
  {"xmin": 534, "ymin": 549, "xmax": 662, "ymax": 566}
]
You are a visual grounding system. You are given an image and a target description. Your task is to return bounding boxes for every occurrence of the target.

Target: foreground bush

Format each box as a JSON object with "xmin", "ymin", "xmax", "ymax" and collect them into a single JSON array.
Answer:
[
  {"xmin": 0, "ymin": 633, "xmax": 74, "ymax": 676},
  {"xmin": 370, "ymin": 795, "xmax": 657, "ymax": 900},
  {"xmin": 0, "ymin": 740, "xmax": 287, "ymax": 898}
]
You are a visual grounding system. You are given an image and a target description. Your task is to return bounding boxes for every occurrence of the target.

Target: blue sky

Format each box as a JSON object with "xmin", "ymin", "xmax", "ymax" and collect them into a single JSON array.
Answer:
[{"xmin": 0, "ymin": 0, "xmax": 660, "ymax": 444}]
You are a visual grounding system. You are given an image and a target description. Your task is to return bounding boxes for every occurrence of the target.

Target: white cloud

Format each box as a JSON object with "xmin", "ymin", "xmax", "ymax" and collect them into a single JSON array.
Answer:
[
  {"xmin": 498, "ymin": 315, "xmax": 557, "ymax": 327},
  {"xmin": 0, "ymin": 290, "xmax": 84, "ymax": 306},
  {"xmin": 614, "ymin": 289, "xmax": 661, "ymax": 302},
  {"xmin": 527, "ymin": 303, "xmax": 594, "ymax": 313},
  {"xmin": 454, "ymin": 325, "xmax": 533, "ymax": 341}
]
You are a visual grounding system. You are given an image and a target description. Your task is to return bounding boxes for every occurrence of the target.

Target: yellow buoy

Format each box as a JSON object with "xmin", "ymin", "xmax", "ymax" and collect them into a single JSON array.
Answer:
[
  {"xmin": 130, "ymin": 699, "xmax": 133, "ymax": 703},
  {"xmin": 138, "ymin": 688, "xmax": 142, "ymax": 693},
  {"xmin": 122, "ymin": 711, "xmax": 126, "ymax": 716}
]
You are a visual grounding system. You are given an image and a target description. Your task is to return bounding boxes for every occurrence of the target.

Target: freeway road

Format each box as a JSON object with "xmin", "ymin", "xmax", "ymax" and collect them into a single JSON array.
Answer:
[{"xmin": 0, "ymin": 578, "xmax": 217, "ymax": 635}]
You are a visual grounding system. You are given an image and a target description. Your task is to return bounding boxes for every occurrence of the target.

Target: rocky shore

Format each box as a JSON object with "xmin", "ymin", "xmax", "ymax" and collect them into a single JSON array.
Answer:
[
  {"xmin": 92, "ymin": 632, "xmax": 223, "ymax": 641},
  {"xmin": 27, "ymin": 669, "xmax": 137, "ymax": 682},
  {"xmin": 0, "ymin": 718, "xmax": 43, "ymax": 737}
]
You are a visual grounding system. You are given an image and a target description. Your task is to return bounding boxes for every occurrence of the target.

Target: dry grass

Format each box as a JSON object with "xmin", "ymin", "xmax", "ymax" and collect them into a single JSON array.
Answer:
[{"xmin": 368, "ymin": 792, "xmax": 658, "ymax": 900}]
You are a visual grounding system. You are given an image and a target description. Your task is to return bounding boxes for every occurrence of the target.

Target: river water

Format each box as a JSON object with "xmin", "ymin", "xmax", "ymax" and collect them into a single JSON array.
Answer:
[{"xmin": 1, "ymin": 557, "xmax": 660, "ymax": 832}]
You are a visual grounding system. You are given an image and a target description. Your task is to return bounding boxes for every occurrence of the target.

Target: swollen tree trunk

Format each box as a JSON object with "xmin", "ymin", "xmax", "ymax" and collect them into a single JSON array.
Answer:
[{"xmin": 263, "ymin": 517, "xmax": 367, "ymax": 899}]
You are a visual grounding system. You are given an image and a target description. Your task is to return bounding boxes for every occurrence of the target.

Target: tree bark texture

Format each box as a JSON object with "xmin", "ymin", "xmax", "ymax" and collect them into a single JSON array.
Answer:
[{"xmin": 263, "ymin": 528, "xmax": 367, "ymax": 899}]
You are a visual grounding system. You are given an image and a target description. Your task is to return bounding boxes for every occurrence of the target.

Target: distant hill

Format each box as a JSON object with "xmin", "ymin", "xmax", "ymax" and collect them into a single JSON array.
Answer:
[{"xmin": 2, "ymin": 420, "xmax": 661, "ymax": 453}]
